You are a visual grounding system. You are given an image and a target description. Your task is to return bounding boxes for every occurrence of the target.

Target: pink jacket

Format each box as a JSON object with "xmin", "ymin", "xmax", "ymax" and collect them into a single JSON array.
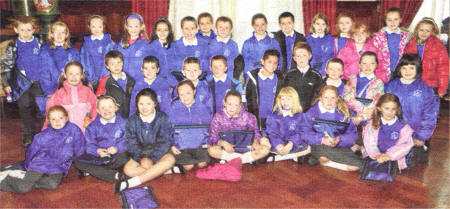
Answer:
[
  {"xmin": 337, "ymin": 39, "xmax": 381, "ymax": 79},
  {"xmin": 362, "ymin": 120, "xmax": 414, "ymax": 170},
  {"xmin": 44, "ymin": 81, "xmax": 97, "ymax": 132},
  {"xmin": 372, "ymin": 27, "xmax": 410, "ymax": 83},
  {"xmin": 404, "ymin": 36, "xmax": 449, "ymax": 95},
  {"xmin": 342, "ymin": 74, "xmax": 384, "ymax": 120}
]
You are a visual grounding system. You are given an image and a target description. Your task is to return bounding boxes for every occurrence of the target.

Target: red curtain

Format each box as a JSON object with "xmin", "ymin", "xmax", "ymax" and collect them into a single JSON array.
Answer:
[
  {"xmin": 380, "ymin": 0, "xmax": 423, "ymax": 28},
  {"xmin": 0, "ymin": 0, "xmax": 9, "ymax": 10},
  {"xmin": 131, "ymin": 0, "xmax": 170, "ymax": 36},
  {"xmin": 302, "ymin": 0, "xmax": 337, "ymax": 35}
]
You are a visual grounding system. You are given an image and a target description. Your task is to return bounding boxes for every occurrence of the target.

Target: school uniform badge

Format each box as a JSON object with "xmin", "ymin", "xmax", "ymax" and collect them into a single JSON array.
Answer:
[
  {"xmin": 65, "ymin": 136, "xmax": 73, "ymax": 144},
  {"xmin": 135, "ymin": 50, "xmax": 142, "ymax": 57},
  {"xmin": 391, "ymin": 132, "xmax": 399, "ymax": 140}
]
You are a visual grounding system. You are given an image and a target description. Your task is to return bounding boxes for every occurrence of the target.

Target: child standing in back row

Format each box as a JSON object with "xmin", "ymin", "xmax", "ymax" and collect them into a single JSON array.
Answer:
[
  {"xmin": 306, "ymin": 13, "xmax": 335, "ymax": 76},
  {"xmin": 196, "ymin": 12, "xmax": 217, "ymax": 43},
  {"xmin": 1, "ymin": 16, "xmax": 43, "ymax": 147},
  {"xmin": 80, "ymin": 14, "xmax": 116, "ymax": 90},
  {"xmin": 372, "ymin": 7, "xmax": 409, "ymax": 83}
]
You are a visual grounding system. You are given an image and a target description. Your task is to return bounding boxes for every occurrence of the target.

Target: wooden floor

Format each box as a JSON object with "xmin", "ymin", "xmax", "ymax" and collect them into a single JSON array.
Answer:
[{"xmin": 0, "ymin": 101, "xmax": 448, "ymax": 208}]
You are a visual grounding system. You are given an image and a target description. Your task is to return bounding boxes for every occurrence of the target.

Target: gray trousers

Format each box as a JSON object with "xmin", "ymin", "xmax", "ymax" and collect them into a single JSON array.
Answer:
[
  {"xmin": 311, "ymin": 145, "xmax": 362, "ymax": 167},
  {"xmin": 73, "ymin": 152, "xmax": 129, "ymax": 183},
  {"xmin": 0, "ymin": 170, "xmax": 63, "ymax": 194},
  {"xmin": 173, "ymin": 148, "xmax": 210, "ymax": 165}
]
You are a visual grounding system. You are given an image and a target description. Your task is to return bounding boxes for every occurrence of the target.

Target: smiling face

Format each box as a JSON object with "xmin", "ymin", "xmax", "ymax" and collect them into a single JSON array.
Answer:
[
  {"xmin": 210, "ymin": 59, "xmax": 227, "ymax": 78},
  {"xmin": 49, "ymin": 110, "xmax": 68, "ymax": 130},
  {"xmin": 280, "ymin": 95, "xmax": 293, "ymax": 110},
  {"xmin": 216, "ymin": 20, "xmax": 232, "ymax": 39},
  {"xmin": 359, "ymin": 55, "xmax": 377, "ymax": 76},
  {"xmin": 313, "ymin": 18, "xmax": 327, "ymax": 35},
  {"xmin": 182, "ymin": 63, "xmax": 201, "ymax": 82},
  {"xmin": 14, "ymin": 23, "xmax": 35, "ymax": 41},
  {"xmin": 126, "ymin": 18, "xmax": 142, "ymax": 40},
  {"xmin": 417, "ymin": 23, "xmax": 433, "ymax": 42},
  {"xmin": 155, "ymin": 22, "xmax": 169, "ymax": 42},
  {"xmin": 223, "ymin": 95, "xmax": 241, "ymax": 117},
  {"xmin": 97, "ymin": 98, "xmax": 118, "ymax": 121},
  {"xmin": 89, "ymin": 17, "xmax": 104, "ymax": 37},
  {"xmin": 260, "ymin": 55, "xmax": 278, "ymax": 75},
  {"xmin": 52, "ymin": 25, "xmax": 67, "ymax": 46},
  {"xmin": 293, "ymin": 48, "xmax": 312, "ymax": 68},
  {"xmin": 137, "ymin": 95, "xmax": 156, "ymax": 117},
  {"xmin": 182, "ymin": 20, "xmax": 197, "ymax": 41},
  {"xmin": 64, "ymin": 65, "xmax": 83, "ymax": 87},
  {"xmin": 326, "ymin": 62, "xmax": 343, "ymax": 80},
  {"xmin": 253, "ymin": 18, "xmax": 267, "ymax": 36},
  {"xmin": 378, "ymin": 101, "xmax": 398, "ymax": 121},
  {"xmin": 320, "ymin": 89, "xmax": 338, "ymax": 111},
  {"xmin": 279, "ymin": 17, "xmax": 294, "ymax": 35},
  {"xmin": 142, "ymin": 62, "xmax": 159, "ymax": 81},
  {"xmin": 199, "ymin": 17, "xmax": 213, "ymax": 34},
  {"xmin": 400, "ymin": 64, "xmax": 417, "ymax": 82},
  {"xmin": 352, "ymin": 29, "xmax": 368, "ymax": 45},
  {"xmin": 106, "ymin": 57, "xmax": 124, "ymax": 76},
  {"xmin": 178, "ymin": 84, "xmax": 196, "ymax": 107},
  {"xmin": 338, "ymin": 17, "xmax": 353, "ymax": 35},
  {"xmin": 385, "ymin": 11, "xmax": 402, "ymax": 32}
]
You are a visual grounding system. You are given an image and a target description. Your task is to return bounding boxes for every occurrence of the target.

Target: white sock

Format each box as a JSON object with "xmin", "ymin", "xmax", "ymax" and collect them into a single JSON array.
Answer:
[
  {"xmin": 121, "ymin": 176, "xmax": 141, "ymax": 190},
  {"xmin": 322, "ymin": 160, "xmax": 350, "ymax": 171},
  {"xmin": 221, "ymin": 150, "xmax": 242, "ymax": 161},
  {"xmin": 164, "ymin": 166, "xmax": 182, "ymax": 174},
  {"xmin": 114, "ymin": 172, "xmax": 119, "ymax": 180},
  {"xmin": 274, "ymin": 153, "xmax": 298, "ymax": 162},
  {"xmin": 0, "ymin": 170, "xmax": 11, "ymax": 182},
  {"xmin": 8, "ymin": 170, "xmax": 26, "ymax": 179},
  {"xmin": 241, "ymin": 152, "xmax": 254, "ymax": 164}
]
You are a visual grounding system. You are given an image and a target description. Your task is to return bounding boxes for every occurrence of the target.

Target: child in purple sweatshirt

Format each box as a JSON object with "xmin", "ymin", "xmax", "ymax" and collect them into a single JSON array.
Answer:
[
  {"xmin": 301, "ymin": 85, "xmax": 361, "ymax": 171},
  {"xmin": 207, "ymin": 91, "xmax": 270, "ymax": 164}
]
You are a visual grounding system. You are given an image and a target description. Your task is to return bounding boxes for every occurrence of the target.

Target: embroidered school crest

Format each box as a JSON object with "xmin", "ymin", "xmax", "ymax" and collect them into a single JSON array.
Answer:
[
  {"xmin": 413, "ymin": 90, "xmax": 422, "ymax": 97},
  {"xmin": 195, "ymin": 50, "xmax": 201, "ymax": 57},
  {"xmin": 68, "ymin": 54, "xmax": 73, "ymax": 61},
  {"xmin": 224, "ymin": 49, "xmax": 230, "ymax": 57},
  {"xmin": 65, "ymin": 136, "xmax": 73, "ymax": 144},
  {"xmin": 273, "ymin": 86, "xmax": 276, "ymax": 93},
  {"xmin": 157, "ymin": 95, "xmax": 162, "ymax": 103},
  {"xmin": 289, "ymin": 123, "xmax": 296, "ymax": 130},
  {"xmin": 135, "ymin": 50, "xmax": 142, "ymax": 57},
  {"xmin": 114, "ymin": 130, "xmax": 122, "ymax": 138},
  {"xmin": 98, "ymin": 46, "xmax": 103, "ymax": 54},
  {"xmin": 33, "ymin": 48, "xmax": 39, "ymax": 55},
  {"xmin": 391, "ymin": 132, "xmax": 399, "ymax": 140},
  {"xmin": 199, "ymin": 95, "xmax": 204, "ymax": 101}
]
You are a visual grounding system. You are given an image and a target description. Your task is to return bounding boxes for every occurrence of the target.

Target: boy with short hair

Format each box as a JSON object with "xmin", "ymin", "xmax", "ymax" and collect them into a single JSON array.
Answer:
[
  {"xmin": 96, "ymin": 50, "xmax": 135, "ymax": 118},
  {"xmin": 273, "ymin": 12, "xmax": 306, "ymax": 72},
  {"xmin": 244, "ymin": 49, "xmax": 284, "ymax": 131},
  {"xmin": 196, "ymin": 12, "xmax": 216, "ymax": 43},
  {"xmin": 207, "ymin": 55, "xmax": 243, "ymax": 114},
  {"xmin": 283, "ymin": 42, "xmax": 323, "ymax": 112},
  {"xmin": 1, "ymin": 16, "xmax": 44, "ymax": 146},
  {"xmin": 207, "ymin": 16, "xmax": 240, "ymax": 79}
]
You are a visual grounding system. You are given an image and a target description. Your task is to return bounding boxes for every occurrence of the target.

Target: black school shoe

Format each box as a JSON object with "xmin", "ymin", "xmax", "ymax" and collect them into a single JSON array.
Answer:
[
  {"xmin": 76, "ymin": 168, "xmax": 89, "ymax": 179},
  {"xmin": 251, "ymin": 153, "xmax": 276, "ymax": 166},
  {"xmin": 114, "ymin": 180, "xmax": 128, "ymax": 194},
  {"xmin": 300, "ymin": 154, "xmax": 319, "ymax": 166}
]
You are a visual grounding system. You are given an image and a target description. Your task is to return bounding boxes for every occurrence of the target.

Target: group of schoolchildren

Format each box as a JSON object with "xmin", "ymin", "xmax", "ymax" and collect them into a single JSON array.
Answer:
[{"xmin": 0, "ymin": 6, "xmax": 447, "ymax": 195}]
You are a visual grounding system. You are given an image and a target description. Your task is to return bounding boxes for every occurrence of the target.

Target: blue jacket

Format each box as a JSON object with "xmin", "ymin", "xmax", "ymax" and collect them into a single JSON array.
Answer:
[
  {"xmin": 148, "ymin": 40, "xmax": 176, "ymax": 85},
  {"xmin": 266, "ymin": 111, "xmax": 308, "ymax": 152},
  {"xmin": 80, "ymin": 34, "xmax": 116, "ymax": 83},
  {"xmin": 169, "ymin": 37, "xmax": 209, "ymax": 73},
  {"xmin": 125, "ymin": 111, "xmax": 173, "ymax": 163},
  {"xmin": 301, "ymin": 103, "xmax": 356, "ymax": 147},
  {"xmin": 206, "ymin": 75, "xmax": 243, "ymax": 114},
  {"xmin": 207, "ymin": 38, "xmax": 239, "ymax": 78},
  {"xmin": 385, "ymin": 78, "xmax": 439, "ymax": 141},
  {"xmin": 0, "ymin": 37, "xmax": 43, "ymax": 101},
  {"xmin": 24, "ymin": 122, "xmax": 85, "ymax": 175},
  {"xmin": 168, "ymin": 100, "xmax": 212, "ymax": 149},
  {"xmin": 129, "ymin": 77, "xmax": 172, "ymax": 115},
  {"xmin": 305, "ymin": 34, "xmax": 335, "ymax": 76},
  {"xmin": 84, "ymin": 115, "xmax": 127, "ymax": 157},
  {"xmin": 116, "ymin": 39, "xmax": 152, "ymax": 82},
  {"xmin": 38, "ymin": 44, "xmax": 80, "ymax": 95},
  {"xmin": 241, "ymin": 32, "xmax": 282, "ymax": 75},
  {"xmin": 196, "ymin": 29, "xmax": 217, "ymax": 44}
]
